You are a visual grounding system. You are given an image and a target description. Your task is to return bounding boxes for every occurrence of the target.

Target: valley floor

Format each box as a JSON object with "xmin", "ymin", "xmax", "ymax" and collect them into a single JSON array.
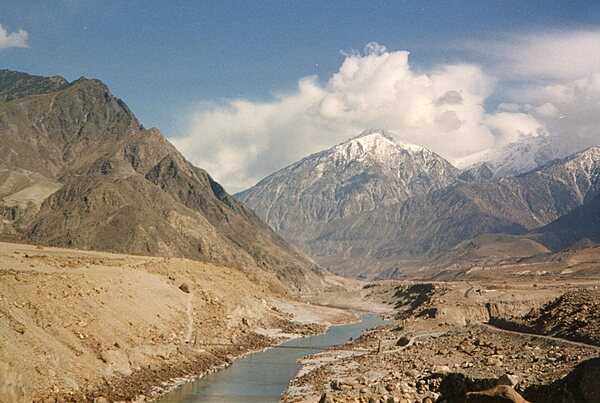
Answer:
[
  {"xmin": 4, "ymin": 240, "xmax": 600, "ymax": 403},
  {"xmin": 0, "ymin": 241, "xmax": 380, "ymax": 403},
  {"xmin": 283, "ymin": 280, "xmax": 600, "ymax": 403}
]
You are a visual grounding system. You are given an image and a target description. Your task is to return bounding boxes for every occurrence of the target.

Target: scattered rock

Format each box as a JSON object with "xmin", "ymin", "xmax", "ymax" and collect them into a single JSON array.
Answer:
[
  {"xmin": 432, "ymin": 365, "xmax": 451, "ymax": 376},
  {"xmin": 330, "ymin": 380, "xmax": 342, "ymax": 391},
  {"xmin": 178, "ymin": 283, "xmax": 190, "ymax": 294},
  {"xmin": 466, "ymin": 385, "xmax": 530, "ymax": 403},
  {"xmin": 14, "ymin": 323, "xmax": 26, "ymax": 335},
  {"xmin": 498, "ymin": 373, "xmax": 519, "ymax": 387},
  {"xmin": 396, "ymin": 336, "xmax": 411, "ymax": 347}
]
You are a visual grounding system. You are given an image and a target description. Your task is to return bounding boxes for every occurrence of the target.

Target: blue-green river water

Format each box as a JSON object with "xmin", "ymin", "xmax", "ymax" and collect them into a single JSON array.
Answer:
[{"xmin": 158, "ymin": 313, "xmax": 386, "ymax": 403}]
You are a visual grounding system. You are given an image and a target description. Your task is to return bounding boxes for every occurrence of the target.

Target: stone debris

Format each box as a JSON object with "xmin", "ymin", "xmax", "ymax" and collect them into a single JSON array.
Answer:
[
  {"xmin": 283, "ymin": 282, "xmax": 600, "ymax": 403},
  {"xmin": 178, "ymin": 283, "xmax": 190, "ymax": 294}
]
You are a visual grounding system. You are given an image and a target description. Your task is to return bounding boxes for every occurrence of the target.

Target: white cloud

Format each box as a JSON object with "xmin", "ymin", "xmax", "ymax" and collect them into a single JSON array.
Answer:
[
  {"xmin": 482, "ymin": 31, "xmax": 600, "ymax": 157},
  {"xmin": 484, "ymin": 112, "xmax": 546, "ymax": 145},
  {"xmin": 176, "ymin": 31, "xmax": 600, "ymax": 192},
  {"xmin": 520, "ymin": 73, "xmax": 600, "ymax": 155},
  {"xmin": 175, "ymin": 44, "xmax": 501, "ymax": 192},
  {"xmin": 463, "ymin": 30, "xmax": 600, "ymax": 81},
  {"xmin": 0, "ymin": 24, "xmax": 28, "ymax": 49}
]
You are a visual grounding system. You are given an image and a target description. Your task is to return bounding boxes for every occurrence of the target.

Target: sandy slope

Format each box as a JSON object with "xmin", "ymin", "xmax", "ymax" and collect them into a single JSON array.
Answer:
[{"xmin": 0, "ymin": 241, "xmax": 354, "ymax": 402}]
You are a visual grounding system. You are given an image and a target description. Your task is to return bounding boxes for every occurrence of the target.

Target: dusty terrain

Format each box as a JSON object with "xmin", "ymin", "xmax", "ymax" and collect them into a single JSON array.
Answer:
[
  {"xmin": 0, "ymin": 241, "xmax": 359, "ymax": 403},
  {"xmin": 283, "ymin": 279, "xmax": 600, "ymax": 403},
  {"xmin": 3, "ymin": 238, "xmax": 600, "ymax": 403}
]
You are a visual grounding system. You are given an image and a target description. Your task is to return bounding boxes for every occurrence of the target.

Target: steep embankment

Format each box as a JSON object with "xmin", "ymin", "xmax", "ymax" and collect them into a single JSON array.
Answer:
[
  {"xmin": 490, "ymin": 289, "xmax": 600, "ymax": 347},
  {"xmin": 0, "ymin": 241, "xmax": 352, "ymax": 402}
]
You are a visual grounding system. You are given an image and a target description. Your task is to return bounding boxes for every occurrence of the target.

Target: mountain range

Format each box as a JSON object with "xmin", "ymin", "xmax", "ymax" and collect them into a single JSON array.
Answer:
[
  {"xmin": 0, "ymin": 69, "xmax": 322, "ymax": 289},
  {"xmin": 236, "ymin": 130, "xmax": 458, "ymax": 248},
  {"xmin": 3, "ymin": 69, "xmax": 598, "ymax": 282},
  {"xmin": 238, "ymin": 130, "xmax": 600, "ymax": 277}
]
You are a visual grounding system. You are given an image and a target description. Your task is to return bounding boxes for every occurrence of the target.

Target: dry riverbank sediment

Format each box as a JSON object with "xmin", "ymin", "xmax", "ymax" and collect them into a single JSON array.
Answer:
[{"xmin": 0, "ymin": 241, "xmax": 368, "ymax": 403}]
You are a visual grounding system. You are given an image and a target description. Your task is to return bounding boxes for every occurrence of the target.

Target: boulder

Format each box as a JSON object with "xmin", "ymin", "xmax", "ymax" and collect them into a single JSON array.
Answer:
[
  {"xmin": 467, "ymin": 385, "xmax": 530, "ymax": 403},
  {"xmin": 497, "ymin": 374, "xmax": 519, "ymax": 387},
  {"xmin": 396, "ymin": 336, "xmax": 411, "ymax": 347}
]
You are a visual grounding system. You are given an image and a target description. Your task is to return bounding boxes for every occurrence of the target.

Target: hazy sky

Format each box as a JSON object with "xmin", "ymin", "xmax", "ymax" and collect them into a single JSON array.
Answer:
[{"xmin": 3, "ymin": 1, "xmax": 600, "ymax": 191}]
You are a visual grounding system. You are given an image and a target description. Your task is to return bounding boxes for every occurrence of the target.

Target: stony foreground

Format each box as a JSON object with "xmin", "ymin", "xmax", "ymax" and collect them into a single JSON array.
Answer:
[{"xmin": 283, "ymin": 281, "xmax": 600, "ymax": 403}]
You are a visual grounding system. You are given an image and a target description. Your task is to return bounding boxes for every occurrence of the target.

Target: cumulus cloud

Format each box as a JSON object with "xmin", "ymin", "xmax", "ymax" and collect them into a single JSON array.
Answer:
[
  {"xmin": 176, "ymin": 32, "xmax": 600, "ymax": 192},
  {"xmin": 0, "ymin": 24, "xmax": 28, "ymax": 49},
  {"xmin": 518, "ymin": 73, "xmax": 600, "ymax": 155},
  {"xmin": 480, "ymin": 31, "xmax": 600, "ymax": 157},
  {"xmin": 175, "ymin": 44, "xmax": 502, "ymax": 192}
]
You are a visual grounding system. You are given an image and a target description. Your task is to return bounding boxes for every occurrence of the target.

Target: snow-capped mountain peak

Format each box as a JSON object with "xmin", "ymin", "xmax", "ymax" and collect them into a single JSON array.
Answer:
[
  {"xmin": 236, "ymin": 129, "xmax": 459, "ymax": 243},
  {"xmin": 454, "ymin": 135, "xmax": 560, "ymax": 178},
  {"xmin": 332, "ymin": 129, "xmax": 428, "ymax": 164}
]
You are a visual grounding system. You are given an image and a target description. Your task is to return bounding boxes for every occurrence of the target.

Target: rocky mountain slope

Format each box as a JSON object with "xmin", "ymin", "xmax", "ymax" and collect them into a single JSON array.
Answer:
[
  {"xmin": 534, "ymin": 192, "xmax": 600, "ymax": 251},
  {"xmin": 239, "ymin": 130, "xmax": 600, "ymax": 277},
  {"xmin": 237, "ymin": 129, "xmax": 458, "ymax": 249},
  {"xmin": 454, "ymin": 135, "xmax": 561, "ymax": 178},
  {"xmin": 0, "ymin": 70, "xmax": 321, "ymax": 289},
  {"xmin": 321, "ymin": 146, "xmax": 600, "ymax": 276}
]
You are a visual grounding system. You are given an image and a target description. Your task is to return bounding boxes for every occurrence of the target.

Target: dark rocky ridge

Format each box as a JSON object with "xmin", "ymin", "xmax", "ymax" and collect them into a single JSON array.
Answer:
[
  {"xmin": 0, "ymin": 70, "xmax": 322, "ymax": 290},
  {"xmin": 534, "ymin": 192, "xmax": 600, "ymax": 250},
  {"xmin": 0, "ymin": 69, "xmax": 69, "ymax": 102}
]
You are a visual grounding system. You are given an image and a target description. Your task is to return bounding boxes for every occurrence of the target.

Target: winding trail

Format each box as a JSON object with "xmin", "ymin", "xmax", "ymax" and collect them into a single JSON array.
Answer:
[{"xmin": 480, "ymin": 323, "xmax": 600, "ymax": 351}]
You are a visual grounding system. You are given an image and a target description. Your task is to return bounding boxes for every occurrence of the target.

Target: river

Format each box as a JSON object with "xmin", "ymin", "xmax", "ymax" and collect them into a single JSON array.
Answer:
[{"xmin": 158, "ymin": 313, "xmax": 386, "ymax": 403}]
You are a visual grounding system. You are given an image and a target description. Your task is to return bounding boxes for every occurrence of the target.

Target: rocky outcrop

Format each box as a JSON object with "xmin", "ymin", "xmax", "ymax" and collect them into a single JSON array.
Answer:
[
  {"xmin": 489, "ymin": 289, "xmax": 600, "ymax": 347},
  {"xmin": 524, "ymin": 358, "xmax": 600, "ymax": 403}
]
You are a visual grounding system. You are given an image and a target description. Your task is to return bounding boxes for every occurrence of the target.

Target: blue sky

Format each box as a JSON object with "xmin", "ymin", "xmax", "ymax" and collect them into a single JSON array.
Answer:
[
  {"xmin": 2, "ymin": 1, "xmax": 599, "ymax": 135},
  {"xmin": 2, "ymin": 1, "xmax": 600, "ymax": 191}
]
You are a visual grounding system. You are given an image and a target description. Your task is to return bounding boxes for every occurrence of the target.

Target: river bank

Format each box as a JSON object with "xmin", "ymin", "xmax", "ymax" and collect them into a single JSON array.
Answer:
[
  {"xmin": 157, "ymin": 314, "xmax": 388, "ymax": 403},
  {"xmin": 150, "ymin": 277, "xmax": 393, "ymax": 402},
  {"xmin": 283, "ymin": 280, "xmax": 600, "ymax": 403},
  {"xmin": 0, "ymin": 241, "xmax": 392, "ymax": 402},
  {"xmin": 0, "ymin": 241, "xmax": 372, "ymax": 402}
]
